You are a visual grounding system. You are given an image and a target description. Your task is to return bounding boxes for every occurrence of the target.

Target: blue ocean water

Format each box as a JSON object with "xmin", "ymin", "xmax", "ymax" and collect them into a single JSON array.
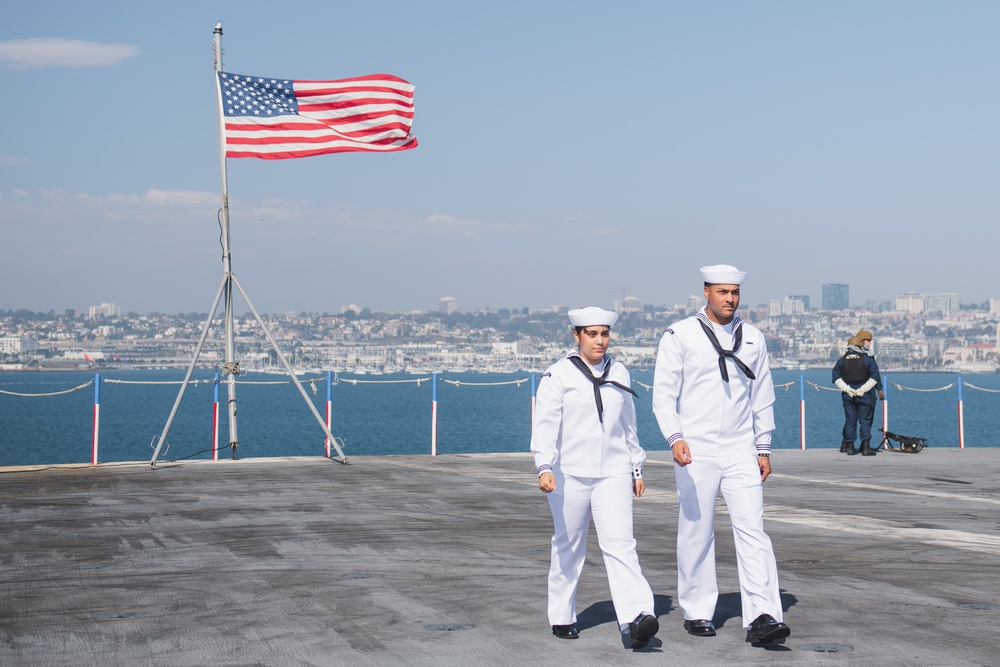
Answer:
[{"xmin": 1, "ymin": 369, "xmax": 998, "ymax": 466}]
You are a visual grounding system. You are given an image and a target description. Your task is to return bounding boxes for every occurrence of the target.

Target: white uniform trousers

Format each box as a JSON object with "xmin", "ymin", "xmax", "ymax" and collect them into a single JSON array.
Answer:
[
  {"xmin": 674, "ymin": 438, "xmax": 783, "ymax": 628},
  {"xmin": 545, "ymin": 472, "xmax": 654, "ymax": 627}
]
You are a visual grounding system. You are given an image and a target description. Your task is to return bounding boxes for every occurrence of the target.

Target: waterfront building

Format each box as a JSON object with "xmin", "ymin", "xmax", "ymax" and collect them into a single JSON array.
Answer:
[{"xmin": 0, "ymin": 336, "xmax": 38, "ymax": 357}]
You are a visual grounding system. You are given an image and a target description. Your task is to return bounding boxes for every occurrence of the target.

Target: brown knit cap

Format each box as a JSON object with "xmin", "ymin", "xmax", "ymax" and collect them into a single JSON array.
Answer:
[
  {"xmin": 848, "ymin": 335, "xmax": 861, "ymax": 347},
  {"xmin": 856, "ymin": 329, "xmax": 873, "ymax": 341}
]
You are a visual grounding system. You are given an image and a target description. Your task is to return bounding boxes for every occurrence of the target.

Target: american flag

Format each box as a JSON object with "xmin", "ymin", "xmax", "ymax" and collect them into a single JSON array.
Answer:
[{"xmin": 217, "ymin": 72, "xmax": 417, "ymax": 159}]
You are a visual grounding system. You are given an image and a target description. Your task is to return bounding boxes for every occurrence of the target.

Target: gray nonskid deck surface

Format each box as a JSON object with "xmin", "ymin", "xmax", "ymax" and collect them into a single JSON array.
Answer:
[{"xmin": 1, "ymin": 449, "xmax": 997, "ymax": 666}]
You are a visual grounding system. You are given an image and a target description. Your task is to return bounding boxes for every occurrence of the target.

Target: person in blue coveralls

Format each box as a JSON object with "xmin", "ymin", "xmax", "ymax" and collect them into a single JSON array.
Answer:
[
  {"xmin": 833, "ymin": 329, "xmax": 884, "ymax": 456},
  {"xmin": 530, "ymin": 306, "xmax": 659, "ymax": 650}
]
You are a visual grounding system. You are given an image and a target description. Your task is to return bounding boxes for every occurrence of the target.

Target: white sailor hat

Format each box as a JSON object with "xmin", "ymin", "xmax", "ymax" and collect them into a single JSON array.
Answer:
[
  {"xmin": 700, "ymin": 264, "xmax": 748, "ymax": 285},
  {"xmin": 568, "ymin": 306, "xmax": 619, "ymax": 327}
]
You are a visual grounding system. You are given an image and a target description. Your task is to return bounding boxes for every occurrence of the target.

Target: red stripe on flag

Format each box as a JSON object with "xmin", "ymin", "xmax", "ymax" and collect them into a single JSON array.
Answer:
[{"xmin": 226, "ymin": 139, "xmax": 417, "ymax": 160}]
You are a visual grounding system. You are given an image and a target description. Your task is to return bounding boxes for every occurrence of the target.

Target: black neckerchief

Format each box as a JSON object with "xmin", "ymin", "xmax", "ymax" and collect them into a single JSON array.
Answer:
[
  {"xmin": 566, "ymin": 354, "xmax": 638, "ymax": 423},
  {"xmin": 696, "ymin": 316, "xmax": 756, "ymax": 382}
]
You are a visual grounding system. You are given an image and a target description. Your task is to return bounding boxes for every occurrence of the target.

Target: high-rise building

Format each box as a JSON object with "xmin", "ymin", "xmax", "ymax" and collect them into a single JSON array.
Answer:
[
  {"xmin": 864, "ymin": 299, "xmax": 892, "ymax": 313},
  {"xmin": 895, "ymin": 292, "xmax": 924, "ymax": 313},
  {"xmin": 615, "ymin": 296, "xmax": 643, "ymax": 313},
  {"xmin": 88, "ymin": 302, "xmax": 120, "ymax": 319},
  {"xmin": 768, "ymin": 298, "xmax": 805, "ymax": 317},
  {"xmin": 788, "ymin": 295, "xmax": 810, "ymax": 310},
  {"xmin": 922, "ymin": 293, "xmax": 959, "ymax": 313},
  {"xmin": 822, "ymin": 284, "xmax": 849, "ymax": 310},
  {"xmin": 439, "ymin": 297, "xmax": 457, "ymax": 314},
  {"xmin": 894, "ymin": 293, "xmax": 958, "ymax": 314}
]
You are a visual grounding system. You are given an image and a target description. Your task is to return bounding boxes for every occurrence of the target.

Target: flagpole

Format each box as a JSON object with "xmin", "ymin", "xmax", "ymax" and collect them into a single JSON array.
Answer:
[
  {"xmin": 213, "ymin": 22, "xmax": 240, "ymax": 458},
  {"xmin": 150, "ymin": 22, "xmax": 356, "ymax": 467}
]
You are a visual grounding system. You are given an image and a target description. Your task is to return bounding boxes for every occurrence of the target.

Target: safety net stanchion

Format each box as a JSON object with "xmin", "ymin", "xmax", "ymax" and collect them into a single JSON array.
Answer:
[
  {"xmin": 799, "ymin": 375, "xmax": 806, "ymax": 450},
  {"xmin": 92, "ymin": 373, "xmax": 101, "ymax": 465},
  {"xmin": 882, "ymin": 373, "xmax": 889, "ymax": 436},
  {"xmin": 431, "ymin": 373, "xmax": 438, "ymax": 456},
  {"xmin": 325, "ymin": 372, "xmax": 334, "ymax": 458},
  {"xmin": 957, "ymin": 376, "xmax": 964, "ymax": 449},
  {"xmin": 212, "ymin": 371, "xmax": 221, "ymax": 461},
  {"xmin": 530, "ymin": 373, "xmax": 537, "ymax": 437}
]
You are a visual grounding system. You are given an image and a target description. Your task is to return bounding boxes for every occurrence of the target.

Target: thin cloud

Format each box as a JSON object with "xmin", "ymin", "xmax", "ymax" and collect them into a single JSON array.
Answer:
[
  {"xmin": 0, "ymin": 188, "xmax": 219, "ymax": 227},
  {"xmin": 108, "ymin": 189, "xmax": 219, "ymax": 207},
  {"xmin": 0, "ymin": 155, "xmax": 29, "ymax": 166},
  {"xmin": 424, "ymin": 213, "xmax": 514, "ymax": 237},
  {"xmin": 0, "ymin": 38, "xmax": 140, "ymax": 70},
  {"xmin": 583, "ymin": 226, "xmax": 623, "ymax": 238}
]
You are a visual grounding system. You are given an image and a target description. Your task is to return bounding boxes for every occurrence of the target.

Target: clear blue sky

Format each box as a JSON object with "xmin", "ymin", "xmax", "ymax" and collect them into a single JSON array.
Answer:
[{"xmin": 1, "ymin": 1, "xmax": 997, "ymax": 315}]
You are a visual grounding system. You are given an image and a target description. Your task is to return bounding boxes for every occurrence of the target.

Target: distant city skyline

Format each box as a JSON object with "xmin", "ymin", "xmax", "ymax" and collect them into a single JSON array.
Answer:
[
  {"xmin": 5, "ymin": 295, "xmax": 999, "ymax": 377},
  {"xmin": 7, "ymin": 287, "xmax": 993, "ymax": 319},
  {"xmin": 2, "ymin": 2, "xmax": 997, "ymax": 314}
]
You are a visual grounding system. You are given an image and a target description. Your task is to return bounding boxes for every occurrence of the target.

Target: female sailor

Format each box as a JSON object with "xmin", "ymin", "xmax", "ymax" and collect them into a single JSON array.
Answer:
[{"xmin": 530, "ymin": 306, "xmax": 658, "ymax": 650}]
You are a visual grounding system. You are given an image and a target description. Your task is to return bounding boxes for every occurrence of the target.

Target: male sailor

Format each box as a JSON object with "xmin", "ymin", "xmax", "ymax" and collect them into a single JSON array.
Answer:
[
  {"xmin": 531, "ymin": 306, "xmax": 658, "ymax": 650},
  {"xmin": 652, "ymin": 265, "xmax": 791, "ymax": 645}
]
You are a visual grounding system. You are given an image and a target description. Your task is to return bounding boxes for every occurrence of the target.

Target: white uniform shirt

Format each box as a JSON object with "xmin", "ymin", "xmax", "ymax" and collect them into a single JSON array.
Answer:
[
  {"xmin": 652, "ymin": 309, "xmax": 776, "ymax": 452},
  {"xmin": 530, "ymin": 353, "xmax": 646, "ymax": 479}
]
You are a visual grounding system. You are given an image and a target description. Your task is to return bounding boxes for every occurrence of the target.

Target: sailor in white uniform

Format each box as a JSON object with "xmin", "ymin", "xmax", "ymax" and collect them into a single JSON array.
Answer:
[
  {"xmin": 531, "ymin": 306, "xmax": 658, "ymax": 649},
  {"xmin": 652, "ymin": 265, "xmax": 791, "ymax": 645}
]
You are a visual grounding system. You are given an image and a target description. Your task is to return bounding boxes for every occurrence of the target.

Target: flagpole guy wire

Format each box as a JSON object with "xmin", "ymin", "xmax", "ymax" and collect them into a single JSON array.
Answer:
[{"xmin": 149, "ymin": 22, "xmax": 347, "ymax": 468}]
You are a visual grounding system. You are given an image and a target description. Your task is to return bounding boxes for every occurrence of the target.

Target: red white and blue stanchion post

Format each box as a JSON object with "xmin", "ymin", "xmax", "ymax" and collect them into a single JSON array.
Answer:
[
  {"xmin": 957, "ymin": 376, "xmax": 965, "ymax": 449},
  {"xmin": 530, "ymin": 373, "xmax": 537, "ymax": 436},
  {"xmin": 799, "ymin": 374, "xmax": 806, "ymax": 450},
  {"xmin": 212, "ymin": 371, "xmax": 220, "ymax": 461},
  {"xmin": 92, "ymin": 374, "xmax": 101, "ymax": 465},
  {"xmin": 325, "ymin": 371, "xmax": 334, "ymax": 458},
  {"xmin": 881, "ymin": 374, "xmax": 889, "ymax": 437},
  {"xmin": 431, "ymin": 373, "xmax": 439, "ymax": 456}
]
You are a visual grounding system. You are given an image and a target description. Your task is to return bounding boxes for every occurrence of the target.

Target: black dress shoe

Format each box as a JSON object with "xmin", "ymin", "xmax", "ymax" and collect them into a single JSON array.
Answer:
[
  {"xmin": 628, "ymin": 613, "xmax": 659, "ymax": 649},
  {"xmin": 748, "ymin": 613, "xmax": 790, "ymax": 644},
  {"xmin": 552, "ymin": 624, "xmax": 579, "ymax": 639},
  {"xmin": 683, "ymin": 619, "xmax": 716, "ymax": 637}
]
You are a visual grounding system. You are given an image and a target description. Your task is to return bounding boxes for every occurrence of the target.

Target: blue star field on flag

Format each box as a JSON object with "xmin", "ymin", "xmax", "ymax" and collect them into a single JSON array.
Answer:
[{"xmin": 219, "ymin": 74, "xmax": 299, "ymax": 117}]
